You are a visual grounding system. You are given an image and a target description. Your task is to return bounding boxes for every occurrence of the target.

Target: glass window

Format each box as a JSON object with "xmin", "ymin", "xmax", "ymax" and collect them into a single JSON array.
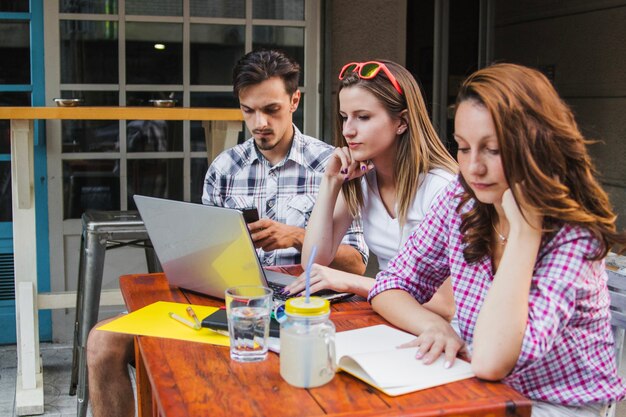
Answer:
[
  {"xmin": 126, "ymin": 119, "xmax": 183, "ymax": 152},
  {"xmin": 190, "ymin": 0, "xmax": 244, "ymax": 18},
  {"xmin": 0, "ymin": 20, "xmax": 30, "ymax": 84},
  {"xmin": 126, "ymin": 22, "xmax": 182, "ymax": 84},
  {"xmin": 0, "ymin": 92, "xmax": 30, "ymax": 154},
  {"xmin": 126, "ymin": 0, "xmax": 182, "ymax": 16},
  {"xmin": 126, "ymin": 91, "xmax": 183, "ymax": 152},
  {"xmin": 189, "ymin": 92, "xmax": 239, "ymax": 108},
  {"xmin": 253, "ymin": 26, "xmax": 304, "ymax": 84},
  {"xmin": 190, "ymin": 92, "xmax": 240, "ymax": 152},
  {"xmin": 0, "ymin": 161, "xmax": 11, "ymax": 222},
  {"xmin": 60, "ymin": 91, "xmax": 119, "ymax": 153},
  {"xmin": 60, "ymin": 0, "xmax": 118, "ymax": 14},
  {"xmin": 50, "ymin": 0, "xmax": 319, "ymax": 219},
  {"xmin": 253, "ymin": 0, "xmax": 304, "ymax": 20},
  {"xmin": 191, "ymin": 157, "xmax": 208, "ymax": 203},
  {"xmin": 127, "ymin": 159, "xmax": 183, "ymax": 209},
  {"xmin": 125, "ymin": 90, "xmax": 182, "ymax": 107},
  {"xmin": 63, "ymin": 159, "xmax": 120, "ymax": 219},
  {"xmin": 190, "ymin": 24, "xmax": 245, "ymax": 86},
  {"xmin": 0, "ymin": 0, "xmax": 28, "ymax": 12},
  {"xmin": 60, "ymin": 20, "xmax": 118, "ymax": 84}
]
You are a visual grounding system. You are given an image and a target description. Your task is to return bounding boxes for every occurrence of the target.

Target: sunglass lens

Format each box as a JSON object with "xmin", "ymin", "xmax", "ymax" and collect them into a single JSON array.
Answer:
[
  {"xmin": 341, "ymin": 63, "xmax": 358, "ymax": 78},
  {"xmin": 360, "ymin": 63, "xmax": 380, "ymax": 78}
]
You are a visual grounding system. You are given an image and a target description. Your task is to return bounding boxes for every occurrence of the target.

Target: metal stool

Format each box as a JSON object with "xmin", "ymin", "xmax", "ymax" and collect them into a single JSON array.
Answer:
[{"xmin": 69, "ymin": 210, "xmax": 162, "ymax": 417}]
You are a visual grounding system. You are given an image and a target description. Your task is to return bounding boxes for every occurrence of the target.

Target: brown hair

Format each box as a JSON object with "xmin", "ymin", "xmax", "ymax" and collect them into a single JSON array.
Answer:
[
  {"xmin": 233, "ymin": 49, "xmax": 300, "ymax": 96},
  {"xmin": 335, "ymin": 60, "xmax": 457, "ymax": 227},
  {"xmin": 455, "ymin": 63, "xmax": 625, "ymax": 262}
]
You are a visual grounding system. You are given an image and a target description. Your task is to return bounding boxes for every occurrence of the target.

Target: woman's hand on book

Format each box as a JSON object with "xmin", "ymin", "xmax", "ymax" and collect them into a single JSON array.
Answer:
[{"xmin": 398, "ymin": 320, "xmax": 469, "ymax": 368}]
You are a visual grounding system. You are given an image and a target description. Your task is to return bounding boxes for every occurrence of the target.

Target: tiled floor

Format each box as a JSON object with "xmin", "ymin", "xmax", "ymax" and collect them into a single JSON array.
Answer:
[
  {"xmin": 1, "ymin": 341, "xmax": 141, "ymax": 417},
  {"xmin": 0, "ymin": 343, "xmax": 88, "ymax": 417},
  {"xmin": 1, "ymin": 341, "xmax": 625, "ymax": 417}
]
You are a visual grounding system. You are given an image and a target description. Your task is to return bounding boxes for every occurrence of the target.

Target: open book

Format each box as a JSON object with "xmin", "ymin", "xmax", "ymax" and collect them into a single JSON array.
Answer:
[{"xmin": 335, "ymin": 325, "xmax": 474, "ymax": 396}]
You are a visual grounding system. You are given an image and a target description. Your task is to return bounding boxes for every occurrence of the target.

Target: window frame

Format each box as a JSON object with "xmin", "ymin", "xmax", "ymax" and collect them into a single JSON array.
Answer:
[{"xmin": 47, "ymin": 0, "xmax": 320, "ymax": 211}]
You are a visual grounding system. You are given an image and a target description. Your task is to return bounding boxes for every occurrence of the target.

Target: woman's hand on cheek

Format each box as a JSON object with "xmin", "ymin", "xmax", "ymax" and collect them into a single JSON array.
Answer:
[
  {"xmin": 325, "ymin": 148, "xmax": 348, "ymax": 178},
  {"xmin": 501, "ymin": 186, "xmax": 542, "ymax": 236},
  {"xmin": 353, "ymin": 160, "xmax": 375, "ymax": 180},
  {"xmin": 327, "ymin": 147, "xmax": 374, "ymax": 182}
]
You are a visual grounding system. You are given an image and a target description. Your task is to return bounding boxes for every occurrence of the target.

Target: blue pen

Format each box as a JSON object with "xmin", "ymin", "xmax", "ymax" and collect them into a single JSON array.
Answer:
[{"xmin": 304, "ymin": 246, "xmax": 317, "ymax": 303}]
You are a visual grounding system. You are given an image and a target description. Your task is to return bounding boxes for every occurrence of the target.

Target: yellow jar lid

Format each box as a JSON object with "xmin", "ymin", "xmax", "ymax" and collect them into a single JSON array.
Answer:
[{"xmin": 285, "ymin": 297, "xmax": 330, "ymax": 316}]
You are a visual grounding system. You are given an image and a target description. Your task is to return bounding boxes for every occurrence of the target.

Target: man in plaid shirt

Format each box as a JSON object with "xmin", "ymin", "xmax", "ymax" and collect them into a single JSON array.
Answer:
[
  {"xmin": 87, "ymin": 51, "xmax": 368, "ymax": 417},
  {"xmin": 203, "ymin": 49, "xmax": 368, "ymax": 273}
]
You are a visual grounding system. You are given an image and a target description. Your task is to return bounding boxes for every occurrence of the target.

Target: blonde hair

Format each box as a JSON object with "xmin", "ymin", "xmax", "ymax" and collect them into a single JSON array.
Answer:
[{"xmin": 335, "ymin": 60, "xmax": 457, "ymax": 227}]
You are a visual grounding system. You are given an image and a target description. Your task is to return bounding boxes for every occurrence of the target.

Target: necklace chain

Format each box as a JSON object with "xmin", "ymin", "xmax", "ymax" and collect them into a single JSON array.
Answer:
[{"xmin": 492, "ymin": 221, "xmax": 507, "ymax": 245}]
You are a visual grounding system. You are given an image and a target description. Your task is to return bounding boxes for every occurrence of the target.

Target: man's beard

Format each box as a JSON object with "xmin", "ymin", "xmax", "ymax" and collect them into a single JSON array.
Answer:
[{"xmin": 253, "ymin": 131, "xmax": 277, "ymax": 151}]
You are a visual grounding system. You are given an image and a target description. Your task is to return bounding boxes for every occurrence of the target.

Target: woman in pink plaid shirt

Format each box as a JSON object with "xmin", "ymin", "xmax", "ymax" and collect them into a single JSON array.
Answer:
[{"xmin": 370, "ymin": 63, "xmax": 626, "ymax": 416}]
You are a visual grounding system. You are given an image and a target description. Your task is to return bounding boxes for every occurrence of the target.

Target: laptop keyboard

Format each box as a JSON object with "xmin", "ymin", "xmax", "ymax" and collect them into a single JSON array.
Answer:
[{"xmin": 267, "ymin": 282, "xmax": 290, "ymax": 301}]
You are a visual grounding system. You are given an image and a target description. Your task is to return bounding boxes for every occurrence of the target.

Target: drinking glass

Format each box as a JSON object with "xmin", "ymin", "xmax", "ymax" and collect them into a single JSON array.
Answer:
[{"xmin": 225, "ymin": 286, "xmax": 273, "ymax": 362}]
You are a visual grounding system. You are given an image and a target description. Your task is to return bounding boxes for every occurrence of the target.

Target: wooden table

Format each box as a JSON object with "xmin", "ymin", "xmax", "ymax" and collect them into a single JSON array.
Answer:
[{"xmin": 120, "ymin": 273, "xmax": 531, "ymax": 417}]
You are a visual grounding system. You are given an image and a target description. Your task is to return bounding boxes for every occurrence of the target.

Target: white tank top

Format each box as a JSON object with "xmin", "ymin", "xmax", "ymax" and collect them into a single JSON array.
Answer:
[{"xmin": 359, "ymin": 169, "xmax": 454, "ymax": 270}]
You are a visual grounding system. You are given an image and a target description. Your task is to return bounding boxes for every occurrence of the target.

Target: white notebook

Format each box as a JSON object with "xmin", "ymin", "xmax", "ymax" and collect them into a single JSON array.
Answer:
[{"xmin": 335, "ymin": 324, "xmax": 475, "ymax": 396}]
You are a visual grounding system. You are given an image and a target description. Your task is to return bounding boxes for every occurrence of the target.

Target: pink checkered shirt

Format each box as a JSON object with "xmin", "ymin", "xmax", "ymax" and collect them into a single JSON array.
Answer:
[{"xmin": 369, "ymin": 179, "xmax": 625, "ymax": 405}]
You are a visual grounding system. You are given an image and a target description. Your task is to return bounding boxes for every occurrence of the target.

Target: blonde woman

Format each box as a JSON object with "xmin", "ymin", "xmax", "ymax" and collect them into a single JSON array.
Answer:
[{"xmin": 285, "ymin": 60, "xmax": 457, "ymax": 320}]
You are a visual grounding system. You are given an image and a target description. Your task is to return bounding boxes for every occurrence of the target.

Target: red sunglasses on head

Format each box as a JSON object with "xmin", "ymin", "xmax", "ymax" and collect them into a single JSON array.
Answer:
[{"xmin": 338, "ymin": 61, "xmax": 403, "ymax": 95}]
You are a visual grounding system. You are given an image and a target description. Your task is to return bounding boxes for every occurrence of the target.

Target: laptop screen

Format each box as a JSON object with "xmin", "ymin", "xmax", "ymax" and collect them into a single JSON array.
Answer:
[{"xmin": 134, "ymin": 195, "xmax": 269, "ymax": 299}]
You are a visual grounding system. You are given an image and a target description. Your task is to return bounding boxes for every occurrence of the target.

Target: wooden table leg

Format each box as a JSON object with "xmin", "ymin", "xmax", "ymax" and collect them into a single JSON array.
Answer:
[{"xmin": 134, "ymin": 337, "xmax": 155, "ymax": 417}]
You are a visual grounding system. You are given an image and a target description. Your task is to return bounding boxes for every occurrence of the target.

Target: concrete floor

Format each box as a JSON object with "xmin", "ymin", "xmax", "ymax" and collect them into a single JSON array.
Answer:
[{"xmin": 1, "ymin": 341, "xmax": 625, "ymax": 417}]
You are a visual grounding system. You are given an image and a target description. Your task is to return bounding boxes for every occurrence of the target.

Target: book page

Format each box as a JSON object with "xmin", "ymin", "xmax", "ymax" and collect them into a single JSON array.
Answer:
[
  {"xmin": 335, "ymin": 324, "xmax": 474, "ymax": 396},
  {"xmin": 340, "ymin": 348, "xmax": 473, "ymax": 388},
  {"xmin": 335, "ymin": 324, "xmax": 416, "ymax": 360}
]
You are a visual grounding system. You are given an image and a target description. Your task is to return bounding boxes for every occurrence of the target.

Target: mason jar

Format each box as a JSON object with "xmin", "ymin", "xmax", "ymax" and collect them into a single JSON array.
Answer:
[{"xmin": 279, "ymin": 296, "xmax": 336, "ymax": 388}]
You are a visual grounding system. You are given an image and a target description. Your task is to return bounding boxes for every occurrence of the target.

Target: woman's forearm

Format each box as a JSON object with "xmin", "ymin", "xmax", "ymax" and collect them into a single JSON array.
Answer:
[
  {"xmin": 472, "ymin": 229, "xmax": 541, "ymax": 380},
  {"xmin": 371, "ymin": 289, "xmax": 450, "ymax": 336},
  {"xmin": 421, "ymin": 278, "xmax": 455, "ymax": 322},
  {"xmin": 335, "ymin": 269, "xmax": 373, "ymax": 297},
  {"xmin": 303, "ymin": 175, "xmax": 351, "ymax": 267},
  {"xmin": 329, "ymin": 244, "xmax": 367, "ymax": 275}
]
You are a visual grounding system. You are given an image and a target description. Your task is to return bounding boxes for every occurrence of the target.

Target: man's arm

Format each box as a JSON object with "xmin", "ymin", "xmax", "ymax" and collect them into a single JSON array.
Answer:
[
  {"xmin": 201, "ymin": 163, "xmax": 223, "ymax": 206},
  {"xmin": 248, "ymin": 220, "xmax": 365, "ymax": 274},
  {"xmin": 248, "ymin": 219, "xmax": 304, "ymax": 252},
  {"xmin": 329, "ymin": 244, "xmax": 366, "ymax": 275},
  {"xmin": 331, "ymin": 213, "xmax": 368, "ymax": 275}
]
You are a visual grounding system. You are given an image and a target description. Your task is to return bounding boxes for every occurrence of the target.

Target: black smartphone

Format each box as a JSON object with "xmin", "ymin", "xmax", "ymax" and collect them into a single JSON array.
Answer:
[
  {"xmin": 241, "ymin": 207, "xmax": 260, "ymax": 224},
  {"xmin": 201, "ymin": 309, "xmax": 280, "ymax": 337}
]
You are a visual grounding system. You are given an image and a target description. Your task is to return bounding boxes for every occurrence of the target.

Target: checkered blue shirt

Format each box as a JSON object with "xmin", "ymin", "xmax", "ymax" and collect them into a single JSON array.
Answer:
[
  {"xmin": 202, "ymin": 126, "xmax": 368, "ymax": 267},
  {"xmin": 370, "ymin": 178, "xmax": 625, "ymax": 405}
]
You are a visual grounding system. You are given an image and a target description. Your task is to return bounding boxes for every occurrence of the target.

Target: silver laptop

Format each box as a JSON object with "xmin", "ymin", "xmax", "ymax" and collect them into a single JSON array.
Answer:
[{"xmin": 134, "ymin": 195, "xmax": 351, "ymax": 302}]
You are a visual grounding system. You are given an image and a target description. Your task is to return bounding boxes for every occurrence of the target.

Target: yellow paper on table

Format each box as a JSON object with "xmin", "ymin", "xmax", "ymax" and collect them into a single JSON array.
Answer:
[{"xmin": 97, "ymin": 301, "xmax": 229, "ymax": 347}]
